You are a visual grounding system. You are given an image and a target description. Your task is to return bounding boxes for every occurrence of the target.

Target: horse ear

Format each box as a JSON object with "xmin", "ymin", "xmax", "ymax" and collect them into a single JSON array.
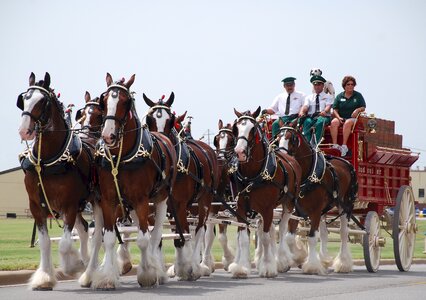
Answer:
[
  {"xmin": 253, "ymin": 106, "xmax": 261, "ymax": 118},
  {"xmin": 106, "ymin": 73, "xmax": 113, "ymax": 86},
  {"xmin": 166, "ymin": 92, "xmax": 174, "ymax": 107},
  {"xmin": 177, "ymin": 111, "xmax": 187, "ymax": 123},
  {"xmin": 218, "ymin": 119, "xmax": 223, "ymax": 129},
  {"xmin": 85, "ymin": 91, "xmax": 91, "ymax": 103},
  {"xmin": 234, "ymin": 108, "xmax": 242, "ymax": 118},
  {"xmin": 43, "ymin": 72, "xmax": 51, "ymax": 89},
  {"xmin": 143, "ymin": 93, "xmax": 155, "ymax": 107},
  {"xmin": 125, "ymin": 74, "xmax": 135, "ymax": 89},
  {"xmin": 29, "ymin": 72, "xmax": 35, "ymax": 86},
  {"xmin": 75, "ymin": 109, "xmax": 83, "ymax": 122}
]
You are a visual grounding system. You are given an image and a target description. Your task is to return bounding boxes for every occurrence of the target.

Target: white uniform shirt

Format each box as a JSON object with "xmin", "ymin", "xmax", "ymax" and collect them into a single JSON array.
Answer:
[
  {"xmin": 303, "ymin": 91, "xmax": 333, "ymax": 116},
  {"xmin": 269, "ymin": 91, "xmax": 305, "ymax": 117}
]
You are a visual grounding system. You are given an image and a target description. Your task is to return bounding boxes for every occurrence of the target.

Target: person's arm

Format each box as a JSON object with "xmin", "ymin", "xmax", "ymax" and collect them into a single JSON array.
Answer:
[{"xmin": 351, "ymin": 92, "xmax": 366, "ymax": 118}]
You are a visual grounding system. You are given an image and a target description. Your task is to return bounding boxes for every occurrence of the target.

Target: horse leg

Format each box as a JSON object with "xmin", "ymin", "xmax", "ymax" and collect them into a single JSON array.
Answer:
[
  {"xmin": 257, "ymin": 210, "xmax": 278, "ymax": 278},
  {"xmin": 276, "ymin": 209, "xmax": 293, "ymax": 272},
  {"xmin": 91, "ymin": 203, "xmax": 120, "ymax": 290},
  {"xmin": 285, "ymin": 219, "xmax": 307, "ymax": 267},
  {"xmin": 319, "ymin": 215, "xmax": 333, "ymax": 268},
  {"xmin": 200, "ymin": 212, "xmax": 216, "ymax": 275},
  {"xmin": 217, "ymin": 224, "xmax": 234, "ymax": 271},
  {"xmin": 117, "ymin": 210, "xmax": 136, "ymax": 275},
  {"xmin": 168, "ymin": 199, "xmax": 194, "ymax": 280},
  {"xmin": 137, "ymin": 199, "xmax": 167, "ymax": 287},
  {"xmin": 29, "ymin": 214, "xmax": 57, "ymax": 290},
  {"xmin": 59, "ymin": 211, "xmax": 85, "ymax": 276},
  {"xmin": 301, "ymin": 217, "xmax": 326, "ymax": 275},
  {"xmin": 79, "ymin": 201, "xmax": 104, "ymax": 288},
  {"xmin": 74, "ymin": 213, "xmax": 90, "ymax": 267},
  {"xmin": 253, "ymin": 218, "xmax": 263, "ymax": 269},
  {"xmin": 229, "ymin": 227, "xmax": 251, "ymax": 278},
  {"xmin": 332, "ymin": 210, "xmax": 353, "ymax": 273}
]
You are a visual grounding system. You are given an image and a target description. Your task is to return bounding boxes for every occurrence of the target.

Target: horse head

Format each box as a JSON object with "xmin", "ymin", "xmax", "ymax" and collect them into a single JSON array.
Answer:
[
  {"xmin": 75, "ymin": 91, "xmax": 102, "ymax": 138},
  {"xmin": 100, "ymin": 73, "xmax": 135, "ymax": 146},
  {"xmin": 214, "ymin": 119, "xmax": 235, "ymax": 160},
  {"xmin": 17, "ymin": 72, "xmax": 57, "ymax": 141},
  {"xmin": 277, "ymin": 120, "xmax": 311, "ymax": 157},
  {"xmin": 233, "ymin": 106, "xmax": 261, "ymax": 162},
  {"xmin": 143, "ymin": 92, "xmax": 175, "ymax": 135}
]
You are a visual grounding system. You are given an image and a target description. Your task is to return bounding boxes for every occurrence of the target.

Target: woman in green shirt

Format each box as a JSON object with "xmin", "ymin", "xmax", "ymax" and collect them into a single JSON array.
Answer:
[{"xmin": 330, "ymin": 76, "xmax": 366, "ymax": 156}]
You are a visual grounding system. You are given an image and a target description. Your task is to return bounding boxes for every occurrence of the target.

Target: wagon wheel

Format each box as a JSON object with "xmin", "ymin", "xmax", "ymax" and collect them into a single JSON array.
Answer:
[
  {"xmin": 363, "ymin": 211, "xmax": 381, "ymax": 273},
  {"xmin": 393, "ymin": 185, "xmax": 416, "ymax": 272}
]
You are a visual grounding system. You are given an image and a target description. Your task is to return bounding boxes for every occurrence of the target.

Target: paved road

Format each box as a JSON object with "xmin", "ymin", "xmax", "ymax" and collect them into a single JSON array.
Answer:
[{"xmin": 1, "ymin": 264, "xmax": 426, "ymax": 300}]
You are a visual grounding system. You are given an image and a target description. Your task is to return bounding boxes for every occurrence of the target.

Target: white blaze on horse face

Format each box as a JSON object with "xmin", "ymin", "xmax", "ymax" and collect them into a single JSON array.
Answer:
[
  {"xmin": 102, "ymin": 90, "xmax": 119, "ymax": 144},
  {"xmin": 234, "ymin": 119, "xmax": 254, "ymax": 162},
  {"xmin": 152, "ymin": 108, "xmax": 169, "ymax": 132},
  {"xmin": 279, "ymin": 131, "xmax": 289, "ymax": 150},
  {"xmin": 218, "ymin": 132, "xmax": 229, "ymax": 159},
  {"xmin": 18, "ymin": 89, "xmax": 44, "ymax": 140},
  {"xmin": 80, "ymin": 106, "xmax": 92, "ymax": 133}
]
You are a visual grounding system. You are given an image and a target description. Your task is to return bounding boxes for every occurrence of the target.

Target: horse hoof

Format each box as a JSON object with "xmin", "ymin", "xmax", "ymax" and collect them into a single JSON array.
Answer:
[{"xmin": 121, "ymin": 263, "xmax": 132, "ymax": 275}]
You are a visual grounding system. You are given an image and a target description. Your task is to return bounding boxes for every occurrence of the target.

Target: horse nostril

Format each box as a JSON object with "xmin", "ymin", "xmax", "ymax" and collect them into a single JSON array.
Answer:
[{"xmin": 110, "ymin": 133, "xmax": 116, "ymax": 140}]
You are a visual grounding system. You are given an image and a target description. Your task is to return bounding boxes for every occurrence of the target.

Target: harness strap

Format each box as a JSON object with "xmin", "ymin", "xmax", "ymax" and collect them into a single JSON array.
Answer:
[{"xmin": 34, "ymin": 131, "xmax": 63, "ymax": 228}]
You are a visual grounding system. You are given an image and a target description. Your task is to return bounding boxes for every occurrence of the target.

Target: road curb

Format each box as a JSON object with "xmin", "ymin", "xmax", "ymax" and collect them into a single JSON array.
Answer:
[{"xmin": 2, "ymin": 259, "xmax": 426, "ymax": 287}]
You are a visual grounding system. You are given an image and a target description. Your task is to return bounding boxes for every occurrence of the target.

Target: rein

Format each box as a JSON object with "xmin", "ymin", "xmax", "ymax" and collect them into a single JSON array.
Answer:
[{"xmin": 33, "ymin": 131, "xmax": 63, "ymax": 228}]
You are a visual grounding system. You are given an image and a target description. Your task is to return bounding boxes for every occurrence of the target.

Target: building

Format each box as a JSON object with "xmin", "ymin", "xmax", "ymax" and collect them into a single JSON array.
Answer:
[
  {"xmin": 0, "ymin": 167, "xmax": 29, "ymax": 217},
  {"xmin": 411, "ymin": 166, "xmax": 426, "ymax": 205}
]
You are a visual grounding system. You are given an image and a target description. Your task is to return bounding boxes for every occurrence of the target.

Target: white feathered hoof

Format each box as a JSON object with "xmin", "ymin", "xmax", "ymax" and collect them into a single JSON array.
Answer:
[
  {"xmin": 91, "ymin": 272, "xmax": 120, "ymax": 290},
  {"xmin": 200, "ymin": 262, "xmax": 213, "ymax": 276},
  {"xmin": 137, "ymin": 266, "xmax": 161, "ymax": 288},
  {"xmin": 332, "ymin": 253, "xmax": 353, "ymax": 273},
  {"xmin": 167, "ymin": 264, "xmax": 176, "ymax": 278},
  {"xmin": 320, "ymin": 253, "xmax": 334, "ymax": 268},
  {"xmin": 258, "ymin": 260, "xmax": 278, "ymax": 278},
  {"xmin": 229, "ymin": 262, "xmax": 249, "ymax": 279},
  {"xmin": 302, "ymin": 259, "xmax": 327, "ymax": 275},
  {"xmin": 276, "ymin": 259, "xmax": 291, "ymax": 273},
  {"xmin": 222, "ymin": 256, "xmax": 234, "ymax": 272},
  {"xmin": 177, "ymin": 264, "xmax": 202, "ymax": 281},
  {"xmin": 62, "ymin": 259, "xmax": 85, "ymax": 276},
  {"xmin": 29, "ymin": 269, "xmax": 57, "ymax": 291},
  {"xmin": 78, "ymin": 271, "xmax": 92, "ymax": 288}
]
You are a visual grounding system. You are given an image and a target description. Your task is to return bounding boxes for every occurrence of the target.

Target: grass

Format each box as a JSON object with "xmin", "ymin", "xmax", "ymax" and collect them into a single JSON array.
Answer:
[{"xmin": 0, "ymin": 217, "xmax": 425, "ymax": 271}]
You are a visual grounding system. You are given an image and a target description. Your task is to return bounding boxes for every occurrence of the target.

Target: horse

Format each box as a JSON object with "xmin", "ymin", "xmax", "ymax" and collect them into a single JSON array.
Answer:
[
  {"xmin": 278, "ymin": 123, "xmax": 358, "ymax": 274},
  {"xmin": 230, "ymin": 107, "xmax": 301, "ymax": 278},
  {"xmin": 75, "ymin": 92, "xmax": 134, "ymax": 279},
  {"xmin": 17, "ymin": 72, "xmax": 93, "ymax": 290},
  {"xmin": 79, "ymin": 73, "xmax": 177, "ymax": 289},
  {"xmin": 211, "ymin": 119, "xmax": 238, "ymax": 270},
  {"xmin": 143, "ymin": 93, "xmax": 219, "ymax": 280}
]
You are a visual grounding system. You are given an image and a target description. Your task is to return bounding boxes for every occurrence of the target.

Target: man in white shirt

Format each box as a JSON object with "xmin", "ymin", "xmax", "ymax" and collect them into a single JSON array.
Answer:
[
  {"xmin": 301, "ymin": 75, "xmax": 333, "ymax": 145},
  {"xmin": 262, "ymin": 77, "xmax": 305, "ymax": 138}
]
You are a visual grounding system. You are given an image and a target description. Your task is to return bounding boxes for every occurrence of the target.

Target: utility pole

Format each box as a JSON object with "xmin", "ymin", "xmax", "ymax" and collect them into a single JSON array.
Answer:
[{"xmin": 200, "ymin": 129, "xmax": 214, "ymax": 146}]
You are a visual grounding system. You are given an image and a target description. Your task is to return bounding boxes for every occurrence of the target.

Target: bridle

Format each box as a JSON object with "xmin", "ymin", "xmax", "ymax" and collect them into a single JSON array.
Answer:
[
  {"xmin": 214, "ymin": 128, "xmax": 236, "ymax": 160},
  {"xmin": 234, "ymin": 115, "xmax": 261, "ymax": 160},
  {"xmin": 101, "ymin": 84, "xmax": 134, "ymax": 127},
  {"xmin": 77, "ymin": 101, "xmax": 103, "ymax": 137},
  {"xmin": 17, "ymin": 85, "xmax": 55, "ymax": 127}
]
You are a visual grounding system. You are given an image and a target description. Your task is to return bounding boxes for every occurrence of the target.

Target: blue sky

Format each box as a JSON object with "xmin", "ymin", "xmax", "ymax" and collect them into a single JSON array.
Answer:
[{"xmin": 1, "ymin": 0, "xmax": 425, "ymax": 171}]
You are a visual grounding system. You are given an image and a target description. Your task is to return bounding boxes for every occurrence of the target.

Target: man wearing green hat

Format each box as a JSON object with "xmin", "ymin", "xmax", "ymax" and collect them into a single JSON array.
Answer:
[
  {"xmin": 300, "ymin": 75, "xmax": 334, "ymax": 145},
  {"xmin": 262, "ymin": 76, "xmax": 305, "ymax": 139}
]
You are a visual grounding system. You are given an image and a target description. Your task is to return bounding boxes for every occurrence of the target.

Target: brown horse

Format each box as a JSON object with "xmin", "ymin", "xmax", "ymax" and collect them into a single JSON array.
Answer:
[
  {"xmin": 17, "ymin": 72, "xmax": 92, "ymax": 290},
  {"xmin": 75, "ymin": 92, "xmax": 135, "ymax": 284},
  {"xmin": 81, "ymin": 73, "xmax": 177, "ymax": 289},
  {"xmin": 211, "ymin": 119, "xmax": 238, "ymax": 270},
  {"xmin": 143, "ymin": 93, "xmax": 219, "ymax": 280},
  {"xmin": 278, "ymin": 124, "xmax": 358, "ymax": 274},
  {"xmin": 230, "ymin": 107, "xmax": 301, "ymax": 278}
]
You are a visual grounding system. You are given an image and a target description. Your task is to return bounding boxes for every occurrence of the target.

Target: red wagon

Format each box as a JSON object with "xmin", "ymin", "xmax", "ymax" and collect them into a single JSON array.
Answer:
[{"xmin": 262, "ymin": 113, "xmax": 419, "ymax": 272}]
